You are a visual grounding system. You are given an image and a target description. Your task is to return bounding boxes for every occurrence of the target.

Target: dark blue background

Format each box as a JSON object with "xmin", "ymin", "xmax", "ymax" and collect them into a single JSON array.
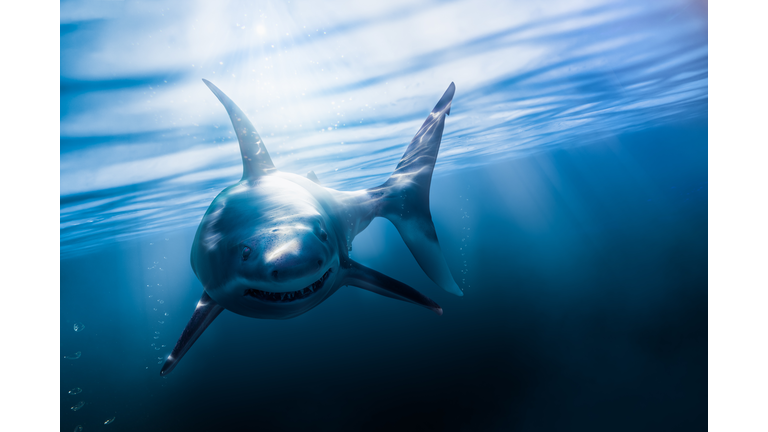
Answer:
[{"xmin": 61, "ymin": 119, "xmax": 706, "ymax": 431}]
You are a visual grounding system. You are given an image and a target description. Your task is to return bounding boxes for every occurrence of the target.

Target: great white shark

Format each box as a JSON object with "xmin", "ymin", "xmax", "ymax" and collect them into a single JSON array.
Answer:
[{"xmin": 161, "ymin": 79, "xmax": 462, "ymax": 375}]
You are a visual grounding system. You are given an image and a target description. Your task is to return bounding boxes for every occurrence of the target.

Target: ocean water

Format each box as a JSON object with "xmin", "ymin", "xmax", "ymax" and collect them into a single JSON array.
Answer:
[{"xmin": 60, "ymin": 1, "xmax": 707, "ymax": 430}]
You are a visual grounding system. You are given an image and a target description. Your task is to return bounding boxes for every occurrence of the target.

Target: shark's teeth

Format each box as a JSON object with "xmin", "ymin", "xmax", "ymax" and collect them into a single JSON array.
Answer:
[{"xmin": 244, "ymin": 268, "xmax": 332, "ymax": 303}]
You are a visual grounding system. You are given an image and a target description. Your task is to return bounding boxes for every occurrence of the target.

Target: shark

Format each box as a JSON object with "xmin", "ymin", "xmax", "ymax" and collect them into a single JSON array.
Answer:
[{"xmin": 160, "ymin": 79, "xmax": 462, "ymax": 375}]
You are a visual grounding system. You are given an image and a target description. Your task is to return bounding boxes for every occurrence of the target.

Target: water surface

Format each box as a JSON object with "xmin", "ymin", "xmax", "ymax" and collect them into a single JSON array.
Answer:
[{"xmin": 61, "ymin": 1, "xmax": 707, "ymax": 430}]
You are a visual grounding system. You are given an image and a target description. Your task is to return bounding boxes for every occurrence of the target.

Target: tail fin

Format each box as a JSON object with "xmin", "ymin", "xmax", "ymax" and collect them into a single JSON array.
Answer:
[{"xmin": 369, "ymin": 83, "xmax": 462, "ymax": 296}]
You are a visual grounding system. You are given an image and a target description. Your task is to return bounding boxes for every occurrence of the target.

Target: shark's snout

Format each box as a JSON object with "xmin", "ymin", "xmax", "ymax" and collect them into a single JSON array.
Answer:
[
  {"xmin": 254, "ymin": 218, "xmax": 332, "ymax": 288},
  {"xmin": 266, "ymin": 236, "xmax": 327, "ymax": 283},
  {"xmin": 270, "ymin": 259, "xmax": 323, "ymax": 281}
]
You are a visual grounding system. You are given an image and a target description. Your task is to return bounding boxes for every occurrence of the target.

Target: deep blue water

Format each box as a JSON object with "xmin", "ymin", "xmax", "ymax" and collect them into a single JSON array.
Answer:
[
  {"xmin": 61, "ymin": 120, "xmax": 706, "ymax": 431},
  {"xmin": 61, "ymin": 1, "xmax": 707, "ymax": 430}
]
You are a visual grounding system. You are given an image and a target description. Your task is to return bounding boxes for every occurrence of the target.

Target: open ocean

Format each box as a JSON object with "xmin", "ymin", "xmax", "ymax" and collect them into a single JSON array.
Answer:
[{"xmin": 60, "ymin": 0, "xmax": 707, "ymax": 430}]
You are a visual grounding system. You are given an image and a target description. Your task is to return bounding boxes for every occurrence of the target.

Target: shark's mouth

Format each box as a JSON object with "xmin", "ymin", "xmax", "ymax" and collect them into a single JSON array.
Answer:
[{"xmin": 243, "ymin": 268, "xmax": 332, "ymax": 302}]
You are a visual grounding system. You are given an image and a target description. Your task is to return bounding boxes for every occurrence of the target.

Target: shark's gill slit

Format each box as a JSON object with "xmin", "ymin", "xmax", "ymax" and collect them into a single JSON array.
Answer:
[{"xmin": 244, "ymin": 268, "xmax": 332, "ymax": 302}]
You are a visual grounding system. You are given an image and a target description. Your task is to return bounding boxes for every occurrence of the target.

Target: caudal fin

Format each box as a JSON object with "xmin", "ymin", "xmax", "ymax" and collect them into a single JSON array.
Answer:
[{"xmin": 369, "ymin": 83, "xmax": 462, "ymax": 296}]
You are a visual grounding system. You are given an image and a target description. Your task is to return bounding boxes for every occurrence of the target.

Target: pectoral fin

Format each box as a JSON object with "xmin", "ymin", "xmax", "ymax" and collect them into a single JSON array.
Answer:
[
  {"xmin": 344, "ymin": 260, "xmax": 442, "ymax": 315},
  {"xmin": 160, "ymin": 291, "xmax": 224, "ymax": 376}
]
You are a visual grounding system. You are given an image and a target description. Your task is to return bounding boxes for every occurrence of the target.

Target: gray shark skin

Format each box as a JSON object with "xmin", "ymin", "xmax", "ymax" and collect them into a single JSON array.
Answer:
[{"xmin": 160, "ymin": 79, "xmax": 462, "ymax": 375}]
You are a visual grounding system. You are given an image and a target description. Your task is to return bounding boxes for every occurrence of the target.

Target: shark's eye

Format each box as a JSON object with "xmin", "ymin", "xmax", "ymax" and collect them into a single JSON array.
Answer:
[{"xmin": 242, "ymin": 246, "xmax": 251, "ymax": 260}]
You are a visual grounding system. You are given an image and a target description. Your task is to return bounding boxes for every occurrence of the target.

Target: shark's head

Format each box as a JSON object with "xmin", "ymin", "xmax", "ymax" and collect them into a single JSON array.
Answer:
[{"xmin": 191, "ymin": 177, "xmax": 341, "ymax": 319}]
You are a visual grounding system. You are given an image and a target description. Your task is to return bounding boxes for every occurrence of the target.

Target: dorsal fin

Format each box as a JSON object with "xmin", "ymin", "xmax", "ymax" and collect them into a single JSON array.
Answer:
[
  {"xmin": 306, "ymin": 170, "xmax": 321, "ymax": 184},
  {"xmin": 202, "ymin": 79, "xmax": 275, "ymax": 179}
]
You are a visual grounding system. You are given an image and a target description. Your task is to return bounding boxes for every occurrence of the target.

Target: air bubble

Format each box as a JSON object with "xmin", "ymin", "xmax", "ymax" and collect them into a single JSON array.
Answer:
[
  {"xmin": 68, "ymin": 387, "xmax": 82, "ymax": 395},
  {"xmin": 73, "ymin": 322, "xmax": 85, "ymax": 332},
  {"xmin": 71, "ymin": 401, "xmax": 85, "ymax": 411},
  {"xmin": 104, "ymin": 416, "xmax": 116, "ymax": 425},
  {"xmin": 157, "ymin": 299, "xmax": 164, "ymax": 304},
  {"xmin": 74, "ymin": 426, "xmax": 83, "ymax": 432},
  {"xmin": 64, "ymin": 351, "xmax": 82, "ymax": 360}
]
